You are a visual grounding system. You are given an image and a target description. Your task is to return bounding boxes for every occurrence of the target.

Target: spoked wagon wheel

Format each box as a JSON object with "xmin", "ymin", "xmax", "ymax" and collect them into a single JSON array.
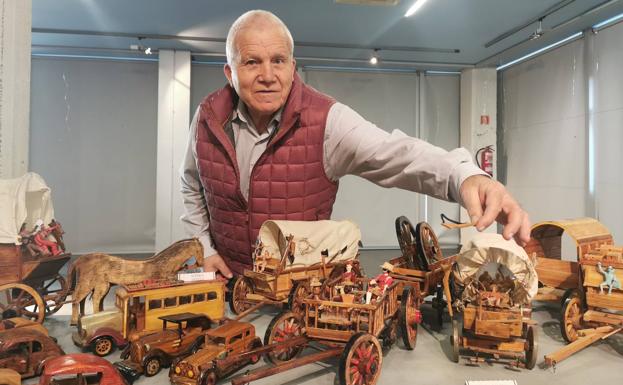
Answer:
[
  {"xmin": 339, "ymin": 333, "xmax": 383, "ymax": 385},
  {"xmin": 32, "ymin": 274, "xmax": 70, "ymax": 316},
  {"xmin": 0, "ymin": 283, "xmax": 45, "ymax": 323},
  {"xmin": 399, "ymin": 286, "xmax": 420, "ymax": 350},
  {"xmin": 228, "ymin": 276, "xmax": 254, "ymax": 315},
  {"xmin": 524, "ymin": 325, "xmax": 538, "ymax": 370},
  {"xmin": 287, "ymin": 281, "xmax": 310, "ymax": 317},
  {"xmin": 264, "ymin": 311, "xmax": 304, "ymax": 364},
  {"xmin": 561, "ymin": 295, "xmax": 583, "ymax": 343},
  {"xmin": 450, "ymin": 318, "xmax": 461, "ymax": 363},
  {"xmin": 415, "ymin": 221, "xmax": 442, "ymax": 269},
  {"xmin": 395, "ymin": 216, "xmax": 419, "ymax": 269}
]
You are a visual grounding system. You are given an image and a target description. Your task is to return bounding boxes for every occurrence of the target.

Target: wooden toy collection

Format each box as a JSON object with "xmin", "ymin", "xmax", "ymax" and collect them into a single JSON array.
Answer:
[{"xmin": 2, "ymin": 174, "xmax": 621, "ymax": 384}]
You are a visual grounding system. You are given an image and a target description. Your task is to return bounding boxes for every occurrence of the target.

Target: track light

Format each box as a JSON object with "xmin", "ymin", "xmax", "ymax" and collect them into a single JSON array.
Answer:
[
  {"xmin": 405, "ymin": 0, "xmax": 428, "ymax": 17},
  {"xmin": 370, "ymin": 49, "xmax": 379, "ymax": 65}
]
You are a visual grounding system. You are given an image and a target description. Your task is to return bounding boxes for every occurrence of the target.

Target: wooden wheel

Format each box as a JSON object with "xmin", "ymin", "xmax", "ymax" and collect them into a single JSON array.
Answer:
[
  {"xmin": 0, "ymin": 283, "xmax": 45, "ymax": 323},
  {"xmin": 264, "ymin": 311, "xmax": 304, "ymax": 364},
  {"xmin": 450, "ymin": 319, "xmax": 461, "ymax": 363},
  {"xmin": 35, "ymin": 274, "xmax": 70, "ymax": 316},
  {"xmin": 287, "ymin": 281, "xmax": 310, "ymax": 317},
  {"xmin": 92, "ymin": 336, "xmax": 114, "ymax": 356},
  {"xmin": 399, "ymin": 286, "xmax": 420, "ymax": 350},
  {"xmin": 144, "ymin": 356, "xmax": 161, "ymax": 377},
  {"xmin": 228, "ymin": 276, "xmax": 254, "ymax": 315},
  {"xmin": 561, "ymin": 295, "xmax": 582, "ymax": 343},
  {"xmin": 339, "ymin": 333, "xmax": 383, "ymax": 385},
  {"xmin": 525, "ymin": 324, "xmax": 538, "ymax": 370},
  {"xmin": 415, "ymin": 221, "xmax": 442, "ymax": 269},
  {"xmin": 395, "ymin": 216, "xmax": 419, "ymax": 269}
]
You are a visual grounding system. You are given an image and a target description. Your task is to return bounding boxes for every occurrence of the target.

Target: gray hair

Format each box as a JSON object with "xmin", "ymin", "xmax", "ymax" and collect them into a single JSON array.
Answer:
[{"xmin": 225, "ymin": 10, "xmax": 294, "ymax": 66}]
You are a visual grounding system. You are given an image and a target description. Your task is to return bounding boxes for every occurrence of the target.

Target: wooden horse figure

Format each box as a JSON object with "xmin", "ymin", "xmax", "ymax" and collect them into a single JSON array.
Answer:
[{"xmin": 68, "ymin": 238, "xmax": 204, "ymax": 325}]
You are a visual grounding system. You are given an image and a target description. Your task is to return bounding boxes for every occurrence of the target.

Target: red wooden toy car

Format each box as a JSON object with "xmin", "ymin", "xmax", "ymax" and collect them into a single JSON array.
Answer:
[{"xmin": 37, "ymin": 353, "xmax": 128, "ymax": 385}]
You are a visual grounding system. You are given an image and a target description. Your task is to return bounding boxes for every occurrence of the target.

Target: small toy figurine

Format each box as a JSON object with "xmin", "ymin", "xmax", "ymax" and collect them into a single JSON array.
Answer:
[
  {"xmin": 32, "ymin": 219, "xmax": 62, "ymax": 256},
  {"xmin": 341, "ymin": 262, "xmax": 357, "ymax": 284},
  {"xmin": 597, "ymin": 262, "xmax": 622, "ymax": 295},
  {"xmin": 18, "ymin": 223, "xmax": 43, "ymax": 257},
  {"xmin": 310, "ymin": 277, "xmax": 323, "ymax": 300},
  {"xmin": 366, "ymin": 262, "xmax": 394, "ymax": 304}
]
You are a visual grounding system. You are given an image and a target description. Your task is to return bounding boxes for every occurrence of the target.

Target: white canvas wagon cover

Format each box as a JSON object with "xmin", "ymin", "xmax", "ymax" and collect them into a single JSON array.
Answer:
[
  {"xmin": 0, "ymin": 172, "xmax": 55, "ymax": 244},
  {"xmin": 258, "ymin": 220, "xmax": 361, "ymax": 268},
  {"xmin": 454, "ymin": 232, "xmax": 538, "ymax": 304}
]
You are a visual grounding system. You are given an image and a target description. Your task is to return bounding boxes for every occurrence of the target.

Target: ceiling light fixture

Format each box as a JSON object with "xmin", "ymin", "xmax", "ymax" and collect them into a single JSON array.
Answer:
[
  {"xmin": 144, "ymin": 47, "xmax": 152, "ymax": 55},
  {"xmin": 404, "ymin": 0, "xmax": 428, "ymax": 17},
  {"xmin": 370, "ymin": 49, "xmax": 379, "ymax": 64}
]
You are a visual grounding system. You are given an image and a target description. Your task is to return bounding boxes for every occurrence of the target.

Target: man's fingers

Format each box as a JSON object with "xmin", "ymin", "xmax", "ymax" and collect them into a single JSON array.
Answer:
[
  {"xmin": 478, "ymin": 185, "xmax": 503, "ymax": 230},
  {"xmin": 462, "ymin": 186, "xmax": 484, "ymax": 225},
  {"xmin": 514, "ymin": 212, "xmax": 532, "ymax": 246},
  {"xmin": 213, "ymin": 257, "xmax": 233, "ymax": 279},
  {"xmin": 501, "ymin": 199, "xmax": 522, "ymax": 241}
]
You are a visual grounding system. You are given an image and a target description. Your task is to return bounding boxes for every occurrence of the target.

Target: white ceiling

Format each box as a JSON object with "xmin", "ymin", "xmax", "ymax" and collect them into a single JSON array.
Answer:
[{"xmin": 31, "ymin": 0, "xmax": 623, "ymax": 70}]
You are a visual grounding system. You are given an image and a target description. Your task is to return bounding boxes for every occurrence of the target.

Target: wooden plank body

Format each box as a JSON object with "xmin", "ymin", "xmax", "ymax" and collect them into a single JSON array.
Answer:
[
  {"xmin": 544, "ymin": 326, "xmax": 616, "ymax": 366},
  {"xmin": 463, "ymin": 306, "xmax": 523, "ymax": 339},
  {"xmin": 0, "ymin": 244, "xmax": 22, "ymax": 284},
  {"xmin": 535, "ymin": 257, "xmax": 578, "ymax": 290},
  {"xmin": 303, "ymin": 283, "xmax": 400, "ymax": 343}
]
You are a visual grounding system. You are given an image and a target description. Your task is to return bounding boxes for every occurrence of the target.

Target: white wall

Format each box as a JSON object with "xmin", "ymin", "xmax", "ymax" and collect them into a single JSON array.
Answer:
[
  {"xmin": 500, "ymin": 39, "xmax": 587, "ymax": 223},
  {"xmin": 30, "ymin": 58, "xmax": 158, "ymax": 254},
  {"xmin": 500, "ymin": 22, "xmax": 623, "ymax": 240},
  {"xmin": 593, "ymin": 22, "xmax": 623, "ymax": 238}
]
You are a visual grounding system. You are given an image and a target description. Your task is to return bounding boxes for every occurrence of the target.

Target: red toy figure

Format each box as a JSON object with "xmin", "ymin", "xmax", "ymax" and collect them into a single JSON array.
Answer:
[
  {"xmin": 341, "ymin": 262, "xmax": 357, "ymax": 285},
  {"xmin": 33, "ymin": 219, "xmax": 62, "ymax": 256},
  {"xmin": 366, "ymin": 262, "xmax": 395, "ymax": 304}
]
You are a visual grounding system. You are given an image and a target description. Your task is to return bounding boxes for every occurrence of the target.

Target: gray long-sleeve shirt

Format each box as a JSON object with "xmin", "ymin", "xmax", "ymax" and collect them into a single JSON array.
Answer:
[{"xmin": 180, "ymin": 101, "xmax": 486, "ymax": 257}]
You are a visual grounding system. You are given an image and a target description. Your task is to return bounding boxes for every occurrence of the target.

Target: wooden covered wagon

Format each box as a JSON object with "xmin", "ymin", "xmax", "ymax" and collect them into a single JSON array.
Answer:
[
  {"xmin": 0, "ymin": 173, "xmax": 70, "ymax": 323},
  {"xmin": 228, "ymin": 220, "xmax": 363, "ymax": 316},
  {"xmin": 448, "ymin": 233, "xmax": 539, "ymax": 369},
  {"xmin": 544, "ymin": 244, "xmax": 623, "ymax": 366},
  {"xmin": 524, "ymin": 217, "xmax": 613, "ymax": 305}
]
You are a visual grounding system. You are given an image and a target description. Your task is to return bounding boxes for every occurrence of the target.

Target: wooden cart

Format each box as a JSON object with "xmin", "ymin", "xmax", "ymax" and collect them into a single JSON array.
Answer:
[
  {"xmin": 0, "ymin": 173, "xmax": 70, "ymax": 323},
  {"xmin": 229, "ymin": 220, "xmax": 363, "ymax": 317},
  {"xmin": 230, "ymin": 280, "xmax": 421, "ymax": 385},
  {"xmin": 448, "ymin": 233, "xmax": 539, "ymax": 369},
  {"xmin": 544, "ymin": 245, "xmax": 623, "ymax": 366},
  {"xmin": 386, "ymin": 216, "xmax": 456, "ymax": 326},
  {"xmin": 524, "ymin": 217, "xmax": 613, "ymax": 305}
]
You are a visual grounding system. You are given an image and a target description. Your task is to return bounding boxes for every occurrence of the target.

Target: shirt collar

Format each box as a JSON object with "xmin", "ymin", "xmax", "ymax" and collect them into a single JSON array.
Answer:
[{"xmin": 233, "ymin": 101, "xmax": 283, "ymax": 136}]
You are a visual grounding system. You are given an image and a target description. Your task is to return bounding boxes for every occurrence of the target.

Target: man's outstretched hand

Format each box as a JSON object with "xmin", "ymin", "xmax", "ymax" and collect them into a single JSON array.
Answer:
[
  {"xmin": 459, "ymin": 175, "xmax": 531, "ymax": 246},
  {"xmin": 203, "ymin": 253, "xmax": 233, "ymax": 280}
]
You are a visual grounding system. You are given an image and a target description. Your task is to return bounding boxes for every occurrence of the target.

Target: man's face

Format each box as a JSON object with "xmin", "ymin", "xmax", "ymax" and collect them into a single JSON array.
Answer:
[{"xmin": 224, "ymin": 24, "xmax": 296, "ymax": 124}]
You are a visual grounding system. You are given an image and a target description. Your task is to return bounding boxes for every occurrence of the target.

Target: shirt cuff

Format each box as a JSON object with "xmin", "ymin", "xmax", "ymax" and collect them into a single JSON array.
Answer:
[{"xmin": 448, "ymin": 162, "xmax": 490, "ymax": 206}]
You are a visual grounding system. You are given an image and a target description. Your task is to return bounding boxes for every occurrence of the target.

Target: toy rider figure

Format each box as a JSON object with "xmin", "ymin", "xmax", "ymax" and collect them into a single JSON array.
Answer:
[
  {"xmin": 597, "ymin": 261, "xmax": 622, "ymax": 295},
  {"xmin": 366, "ymin": 262, "xmax": 394, "ymax": 304},
  {"xmin": 33, "ymin": 219, "xmax": 62, "ymax": 256}
]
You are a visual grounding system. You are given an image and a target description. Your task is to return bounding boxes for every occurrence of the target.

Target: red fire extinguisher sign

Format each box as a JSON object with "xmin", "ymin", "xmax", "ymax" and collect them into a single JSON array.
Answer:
[{"xmin": 476, "ymin": 145, "xmax": 494, "ymax": 177}]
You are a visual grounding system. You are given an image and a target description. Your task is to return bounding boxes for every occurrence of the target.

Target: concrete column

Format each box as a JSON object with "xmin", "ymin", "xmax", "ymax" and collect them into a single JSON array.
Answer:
[
  {"xmin": 155, "ymin": 50, "xmax": 191, "ymax": 251},
  {"xmin": 0, "ymin": 0, "xmax": 31, "ymax": 178},
  {"xmin": 459, "ymin": 68, "xmax": 497, "ymax": 241}
]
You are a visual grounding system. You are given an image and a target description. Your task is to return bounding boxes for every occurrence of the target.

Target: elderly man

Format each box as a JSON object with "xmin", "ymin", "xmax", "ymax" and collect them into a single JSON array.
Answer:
[{"xmin": 181, "ymin": 10, "xmax": 530, "ymax": 278}]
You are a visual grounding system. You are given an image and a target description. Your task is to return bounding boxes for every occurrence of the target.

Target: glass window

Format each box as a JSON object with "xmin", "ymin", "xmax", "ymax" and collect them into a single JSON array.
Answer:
[
  {"xmin": 164, "ymin": 297, "xmax": 177, "ymax": 307},
  {"xmin": 207, "ymin": 291, "xmax": 218, "ymax": 300},
  {"xmin": 179, "ymin": 295, "xmax": 191, "ymax": 305},
  {"xmin": 193, "ymin": 293, "xmax": 205, "ymax": 302},
  {"xmin": 229, "ymin": 333, "xmax": 242, "ymax": 344},
  {"xmin": 149, "ymin": 299, "xmax": 162, "ymax": 309}
]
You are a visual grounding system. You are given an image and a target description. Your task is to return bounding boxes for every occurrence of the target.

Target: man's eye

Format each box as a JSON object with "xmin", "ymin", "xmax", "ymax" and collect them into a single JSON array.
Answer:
[{"xmin": 245, "ymin": 60, "xmax": 258, "ymax": 65}]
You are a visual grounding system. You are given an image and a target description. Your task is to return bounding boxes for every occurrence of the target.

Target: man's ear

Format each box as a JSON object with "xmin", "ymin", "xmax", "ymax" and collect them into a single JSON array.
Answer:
[{"xmin": 224, "ymin": 63, "xmax": 233, "ymax": 87}]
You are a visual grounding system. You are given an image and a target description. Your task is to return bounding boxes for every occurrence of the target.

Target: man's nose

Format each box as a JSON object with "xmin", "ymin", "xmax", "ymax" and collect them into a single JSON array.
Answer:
[{"xmin": 258, "ymin": 62, "xmax": 276, "ymax": 82}]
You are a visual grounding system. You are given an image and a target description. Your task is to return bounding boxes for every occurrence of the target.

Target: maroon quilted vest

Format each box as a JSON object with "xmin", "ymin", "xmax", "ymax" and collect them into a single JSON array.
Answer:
[{"xmin": 195, "ymin": 73, "xmax": 338, "ymax": 275}]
